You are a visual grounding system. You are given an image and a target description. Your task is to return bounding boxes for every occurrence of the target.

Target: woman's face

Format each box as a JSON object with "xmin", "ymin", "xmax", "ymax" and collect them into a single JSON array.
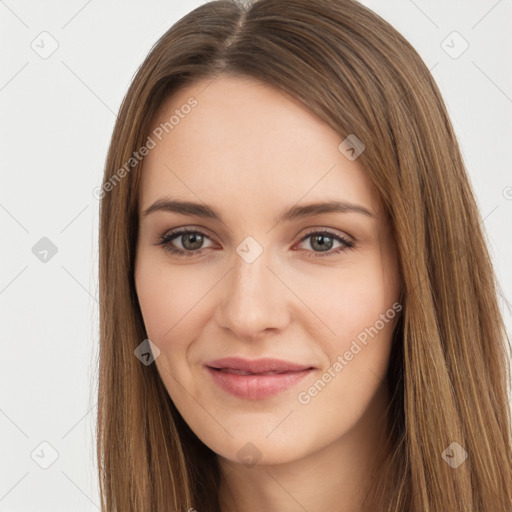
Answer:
[{"xmin": 135, "ymin": 74, "xmax": 401, "ymax": 466}]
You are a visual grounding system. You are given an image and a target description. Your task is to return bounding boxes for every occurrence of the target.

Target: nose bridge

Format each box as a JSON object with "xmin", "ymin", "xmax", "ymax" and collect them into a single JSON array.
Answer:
[
  {"xmin": 217, "ymin": 236, "xmax": 289, "ymax": 337},
  {"xmin": 232, "ymin": 243, "xmax": 270, "ymax": 299}
]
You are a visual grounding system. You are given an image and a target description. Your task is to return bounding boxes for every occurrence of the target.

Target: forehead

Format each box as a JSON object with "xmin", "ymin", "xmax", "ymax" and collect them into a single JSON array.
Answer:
[{"xmin": 139, "ymin": 74, "xmax": 378, "ymax": 216}]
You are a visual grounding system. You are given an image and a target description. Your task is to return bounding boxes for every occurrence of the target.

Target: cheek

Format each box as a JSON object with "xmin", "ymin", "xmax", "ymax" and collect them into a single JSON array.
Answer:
[
  {"xmin": 287, "ymin": 268, "xmax": 398, "ymax": 456},
  {"xmin": 327, "ymin": 276, "xmax": 396, "ymax": 348},
  {"xmin": 304, "ymin": 252, "xmax": 399, "ymax": 385},
  {"xmin": 292, "ymin": 252, "xmax": 398, "ymax": 346},
  {"xmin": 134, "ymin": 256, "xmax": 209, "ymax": 403},
  {"xmin": 135, "ymin": 254, "xmax": 209, "ymax": 346}
]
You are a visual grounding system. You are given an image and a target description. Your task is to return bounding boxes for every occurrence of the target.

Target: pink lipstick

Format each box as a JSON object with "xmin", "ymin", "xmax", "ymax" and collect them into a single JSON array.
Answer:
[{"xmin": 204, "ymin": 357, "xmax": 314, "ymax": 400}]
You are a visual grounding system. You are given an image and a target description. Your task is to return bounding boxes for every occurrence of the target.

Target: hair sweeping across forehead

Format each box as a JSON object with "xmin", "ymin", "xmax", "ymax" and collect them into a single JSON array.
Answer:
[{"xmin": 97, "ymin": 0, "xmax": 512, "ymax": 511}]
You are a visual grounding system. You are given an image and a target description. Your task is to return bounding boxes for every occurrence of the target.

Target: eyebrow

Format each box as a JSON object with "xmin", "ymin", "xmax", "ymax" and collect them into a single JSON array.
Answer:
[{"xmin": 142, "ymin": 198, "xmax": 375, "ymax": 223}]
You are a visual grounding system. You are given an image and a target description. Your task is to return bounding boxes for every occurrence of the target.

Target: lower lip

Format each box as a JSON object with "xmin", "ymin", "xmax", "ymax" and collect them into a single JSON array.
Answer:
[{"xmin": 205, "ymin": 366, "xmax": 313, "ymax": 400}]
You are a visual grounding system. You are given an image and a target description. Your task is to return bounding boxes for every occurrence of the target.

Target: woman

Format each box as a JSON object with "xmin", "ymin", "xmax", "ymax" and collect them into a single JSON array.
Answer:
[{"xmin": 96, "ymin": 1, "xmax": 512, "ymax": 510}]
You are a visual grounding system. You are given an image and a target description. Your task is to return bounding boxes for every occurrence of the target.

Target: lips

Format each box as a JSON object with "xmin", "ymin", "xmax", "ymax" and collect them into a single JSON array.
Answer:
[
  {"xmin": 218, "ymin": 368, "xmax": 291, "ymax": 376},
  {"xmin": 205, "ymin": 357, "xmax": 313, "ymax": 374},
  {"xmin": 204, "ymin": 357, "xmax": 315, "ymax": 400}
]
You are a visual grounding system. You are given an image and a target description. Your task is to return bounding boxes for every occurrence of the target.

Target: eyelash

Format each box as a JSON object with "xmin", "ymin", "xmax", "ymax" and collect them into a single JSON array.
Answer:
[{"xmin": 156, "ymin": 227, "xmax": 355, "ymax": 259}]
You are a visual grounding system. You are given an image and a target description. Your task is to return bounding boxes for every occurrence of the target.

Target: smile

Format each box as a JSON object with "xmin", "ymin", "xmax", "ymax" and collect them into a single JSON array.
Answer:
[{"xmin": 204, "ymin": 357, "xmax": 315, "ymax": 400}]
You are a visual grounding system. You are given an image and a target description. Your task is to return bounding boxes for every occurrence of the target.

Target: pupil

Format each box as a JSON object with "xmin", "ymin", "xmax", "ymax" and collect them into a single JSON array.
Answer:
[
  {"xmin": 313, "ymin": 234, "xmax": 332, "ymax": 252},
  {"xmin": 183, "ymin": 233, "xmax": 203, "ymax": 250}
]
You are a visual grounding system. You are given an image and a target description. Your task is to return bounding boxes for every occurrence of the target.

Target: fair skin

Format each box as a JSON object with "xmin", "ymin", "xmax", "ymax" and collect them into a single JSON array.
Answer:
[{"xmin": 135, "ymin": 74, "xmax": 401, "ymax": 512}]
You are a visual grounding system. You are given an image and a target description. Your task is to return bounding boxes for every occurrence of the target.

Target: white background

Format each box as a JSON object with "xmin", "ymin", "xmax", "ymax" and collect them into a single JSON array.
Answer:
[{"xmin": 1, "ymin": 1, "xmax": 511, "ymax": 510}]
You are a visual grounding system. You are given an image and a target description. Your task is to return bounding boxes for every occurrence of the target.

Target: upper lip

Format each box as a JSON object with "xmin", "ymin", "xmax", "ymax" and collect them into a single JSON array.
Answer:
[{"xmin": 205, "ymin": 357, "xmax": 314, "ymax": 373}]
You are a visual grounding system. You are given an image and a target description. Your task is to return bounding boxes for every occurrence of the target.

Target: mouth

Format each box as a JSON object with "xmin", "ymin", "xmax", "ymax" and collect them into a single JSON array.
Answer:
[
  {"xmin": 204, "ymin": 357, "xmax": 315, "ymax": 400},
  {"xmin": 211, "ymin": 368, "xmax": 299, "ymax": 376}
]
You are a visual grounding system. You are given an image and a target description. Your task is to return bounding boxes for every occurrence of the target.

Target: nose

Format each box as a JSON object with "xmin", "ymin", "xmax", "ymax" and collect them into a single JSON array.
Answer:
[{"xmin": 215, "ymin": 243, "xmax": 290, "ymax": 340}]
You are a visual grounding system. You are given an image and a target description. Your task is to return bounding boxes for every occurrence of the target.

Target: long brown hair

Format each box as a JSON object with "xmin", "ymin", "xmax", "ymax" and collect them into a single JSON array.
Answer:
[{"xmin": 97, "ymin": 1, "xmax": 512, "ymax": 510}]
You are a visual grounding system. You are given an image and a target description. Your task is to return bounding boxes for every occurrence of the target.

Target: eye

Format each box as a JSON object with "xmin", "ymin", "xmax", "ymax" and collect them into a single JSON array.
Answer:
[
  {"xmin": 157, "ymin": 228, "xmax": 215, "ymax": 257},
  {"xmin": 156, "ymin": 227, "xmax": 355, "ymax": 258},
  {"xmin": 294, "ymin": 229, "xmax": 354, "ymax": 258}
]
